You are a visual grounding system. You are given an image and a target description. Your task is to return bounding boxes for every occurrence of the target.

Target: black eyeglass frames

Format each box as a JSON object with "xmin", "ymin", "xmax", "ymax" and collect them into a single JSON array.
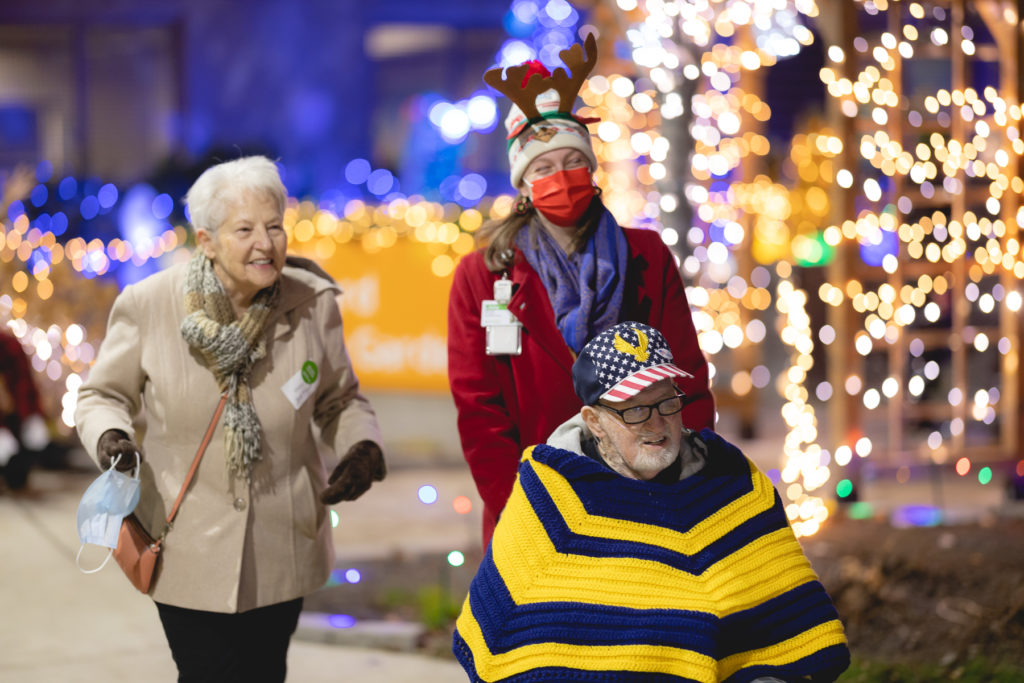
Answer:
[{"xmin": 597, "ymin": 393, "xmax": 687, "ymax": 425}]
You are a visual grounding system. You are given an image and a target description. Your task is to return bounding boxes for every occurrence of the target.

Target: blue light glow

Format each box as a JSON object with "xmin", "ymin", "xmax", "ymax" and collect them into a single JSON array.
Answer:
[
  {"xmin": 51, "ymin": 212, "xmax": 68, "ymax": 236},
  {"xmin": 97, "ymin": 183, "xmax": 119, "ymax": 209},
  {"xmin": 499, "ymin": 39, "xmax": 536, "ymax": 68},
  {"xmin": 457, "ymin": 174, "xmax": 487, "ymax": 203},
  {"xmin": 439, "ymin": 175, "xmax": 461, "ymax": 202},
  {"xmin": 344, "ymin": 158, "xmax": 372, "ymax": 185},
  {"xmin": 367, "ymin": 169, "xmax": 395, "ymax": 196},
  {"xmin": 80, "ymin": 196, "xmax": 99, "ymax": 220},
  {"xmin": 859, "ymin": 228, "xmax": 899, "ymax": 267},
  {"xmin": 439, "ymin": 108, "xmax": 471, "ymax": 143},
  {"xmin": 512, "ymin": 0, "xmax": 540, "ymax": 24},
  {"xmin": 466, "ymin": 95, "xmax": 498, "ymax": 129},
  {"xmin": 28, "ymin": 246, "xmax": 51, "ymax": 271},
  {"xmin": 504, "ymin": 8, "xmax": 536, "ymax": 38},
  {"xmin": 708, "ymin": 221, "xmax": 727, "ymax": 244},
  {"xmin": 58, "ymin": 176, "xmax": 77, "ymax": 200},
  {"xmin": 35, "ymin": 160, "xmax": 53, "ymax": 183},
  {"xmin": 327, "ymin": 614, "xmax": 356, "ymax": 629},
  {"xmin": 545, "ymin": 0, "xmax": 574, "ymax": 23},
  {"xmin": 429, "ymin": 101, "xmax": 453, "ymax": 128},
  {"xmin": 119, "ymin": 184, "xmax": 162, "ymax": 250},
  {"xmin": 345, "ymin": 568, "xmax": 361, "ymax": 583},
  {"xmin": 427, "ymin": 93, "xmax": 498, "ymax": 143},
  {"xmin": 87, "ymin": 250, "xmax": 108, "ymax": 272},
  {"xmin": 418, "ymin": 485, "xmax": 438, "ymax": 504},
  {"xmin": 30, "ymin": 184, "xmax": 48, "ymax": 207},
  {"xmin": 7, "ymin": 200, "xmax": 25, "ymax": 221},
  {"xmin": 152, "ymin": 193, "xmax": 174, "ymax": 219},
  {"xmin": 890, "ymin": 504, "xmax": 942, "ymax": 528}
]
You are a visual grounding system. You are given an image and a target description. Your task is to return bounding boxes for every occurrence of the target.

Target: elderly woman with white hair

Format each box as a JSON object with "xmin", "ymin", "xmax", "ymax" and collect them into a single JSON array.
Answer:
[{"xmin": 75, "ymin": 155, "xmax": 384, "ymax": 682}]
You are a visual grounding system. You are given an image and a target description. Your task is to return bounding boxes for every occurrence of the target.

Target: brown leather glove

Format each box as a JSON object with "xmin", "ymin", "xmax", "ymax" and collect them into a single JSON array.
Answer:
[
  {"xmin": 97, "ymin": 429, "xmax": 142, "ymax": 472},
  {"xmin": 319, "ymin": 440, "xmax": 385, "ymax": 504}
]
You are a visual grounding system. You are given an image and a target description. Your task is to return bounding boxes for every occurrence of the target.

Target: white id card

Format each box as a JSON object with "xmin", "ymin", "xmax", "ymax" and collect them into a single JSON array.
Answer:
[
  {"xmin": 282, "ymin": 360, "xmax": 320, "ymax": 409},
  {"xmin": 481, "ymin": 300, "xmax": 517, "ymax": 326},
  {"xmin": 480, "ymin": 299, "xmax": 522, "ymax": 355},
  {"xmin": 486, "ymin": 324, "xmax": 522, "ymax": 355}
]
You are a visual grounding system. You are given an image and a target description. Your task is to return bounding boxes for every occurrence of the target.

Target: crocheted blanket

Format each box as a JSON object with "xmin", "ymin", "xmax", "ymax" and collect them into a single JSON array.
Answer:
[{"xmin": 453, "ymin": 430, "xmax": 849, "ymax": 682}]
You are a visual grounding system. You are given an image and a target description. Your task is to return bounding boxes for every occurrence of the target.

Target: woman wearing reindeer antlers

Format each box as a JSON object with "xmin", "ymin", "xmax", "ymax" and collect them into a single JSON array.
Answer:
[{"xmin": 448, "ymin": 34, "xmax": 715, "ymax": 547}]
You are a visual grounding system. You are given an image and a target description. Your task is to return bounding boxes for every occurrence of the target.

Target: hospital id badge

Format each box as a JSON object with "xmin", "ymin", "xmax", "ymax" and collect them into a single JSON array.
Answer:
[
  {"xmin": 481, "ymin": 299, "xmax": 522, "ymax": 356},
  {"xmin": 486, "ymin": 323, "xmax": 521, "ymax": 355}
]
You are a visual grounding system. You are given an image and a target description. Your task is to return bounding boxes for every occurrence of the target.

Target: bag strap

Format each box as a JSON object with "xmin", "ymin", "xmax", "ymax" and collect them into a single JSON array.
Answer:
[{"xmin": 165, "ymin": 393, "xmax": 227, "ymax": 526}]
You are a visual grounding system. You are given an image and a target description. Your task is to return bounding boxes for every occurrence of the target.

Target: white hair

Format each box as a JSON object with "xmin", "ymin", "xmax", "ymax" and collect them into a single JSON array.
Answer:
[{"xmin": 184, "ymin": 156, "xmax": 287, "ymax": 233}]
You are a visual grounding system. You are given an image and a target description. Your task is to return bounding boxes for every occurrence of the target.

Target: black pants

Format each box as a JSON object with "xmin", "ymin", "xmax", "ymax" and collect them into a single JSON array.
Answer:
[{"xmin": 156, "ymin": 598, "xmax": 303, "ymax": 683}]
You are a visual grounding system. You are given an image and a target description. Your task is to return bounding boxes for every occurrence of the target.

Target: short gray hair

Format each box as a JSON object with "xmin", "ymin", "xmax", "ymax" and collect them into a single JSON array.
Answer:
[{"xmin": 184, "ymin": 156, "xmax": 287, "ymax": 233}]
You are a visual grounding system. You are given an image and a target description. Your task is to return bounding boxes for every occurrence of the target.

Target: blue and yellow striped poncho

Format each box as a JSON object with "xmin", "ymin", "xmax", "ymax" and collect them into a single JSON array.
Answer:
[{"xmin": 453, "ymin": 430, "xmax": 849, "ymax": 682}]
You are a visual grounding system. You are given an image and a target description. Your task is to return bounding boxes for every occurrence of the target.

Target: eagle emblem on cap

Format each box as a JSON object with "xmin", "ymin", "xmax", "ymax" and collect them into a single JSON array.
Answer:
[{"xmin": 613, "ymin": 328, "xmax": 649, "ymax": 362}]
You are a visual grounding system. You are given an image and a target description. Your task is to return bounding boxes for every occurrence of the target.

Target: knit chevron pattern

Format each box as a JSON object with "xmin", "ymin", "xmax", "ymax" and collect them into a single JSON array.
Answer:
[
  {"xmin": 180, "ymin": 250, "xmax": 279, "ymax": 481},
  {"xmin": 454, "ymin": 430, "xmax": 850, "ymax": 682}
]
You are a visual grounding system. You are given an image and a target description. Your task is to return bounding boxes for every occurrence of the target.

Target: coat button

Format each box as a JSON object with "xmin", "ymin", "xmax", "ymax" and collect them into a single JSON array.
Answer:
[
  {"xmin": 519, "ymin": 302, "xmax": 526, "ymax": 310},
  {"xmin": 233, "ymin": 497, "xmax": 247, "ymax": 511}
]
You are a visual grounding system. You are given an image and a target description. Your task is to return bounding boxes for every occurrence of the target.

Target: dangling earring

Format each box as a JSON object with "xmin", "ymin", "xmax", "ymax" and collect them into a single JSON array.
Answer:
[
  {"xmin": 514, "ymin": 195, "xmax": 532, "ymax": 215},
  {"xmin": 499, "ymin": 248, "xmax": 516, "ymax": 266}
]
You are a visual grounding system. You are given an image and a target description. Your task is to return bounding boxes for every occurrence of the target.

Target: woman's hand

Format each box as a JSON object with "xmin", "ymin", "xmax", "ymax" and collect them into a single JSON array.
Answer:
[
  {"xmin": 97, "ymin": 429, "xmax": 142, "ymax": 471},
  {"xmin": 319, "ymin": 440, "xmax": 385, "ymax": 504}
]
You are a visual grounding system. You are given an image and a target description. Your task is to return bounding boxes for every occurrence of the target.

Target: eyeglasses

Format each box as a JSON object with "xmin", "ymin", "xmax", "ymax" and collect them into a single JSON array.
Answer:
[{"xmin": 597, "ymin": 393, "xmax": 687, "ymax": 425}]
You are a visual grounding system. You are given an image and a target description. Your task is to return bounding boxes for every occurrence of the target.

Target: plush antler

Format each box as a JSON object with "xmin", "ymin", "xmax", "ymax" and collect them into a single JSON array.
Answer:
[
  {"xmin": 483, "ymin": 63, "xmax": 549, "ymax": 121},
  {"xmin": 483, "ymin": 34, "xmax": 599, "ymax": 123},
  {"xmin": 550, "ymin": 33, "xmax": 598, "ymax": 115}
]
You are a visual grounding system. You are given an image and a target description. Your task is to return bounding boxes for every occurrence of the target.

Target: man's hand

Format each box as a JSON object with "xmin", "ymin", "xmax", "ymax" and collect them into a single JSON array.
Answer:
[
  {"xmin": 320, "ymin": 440, "xmax": 385, "ymax": 504},
  {"xmin": 97, "ymin": 429, "xmax": 141, "ymax": 471}
]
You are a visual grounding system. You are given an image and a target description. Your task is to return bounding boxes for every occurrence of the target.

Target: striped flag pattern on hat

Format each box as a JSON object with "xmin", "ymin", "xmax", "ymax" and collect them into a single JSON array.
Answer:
[{"xmin": 572, "ymin": 321, "xmax": 692, "ymax": 405}]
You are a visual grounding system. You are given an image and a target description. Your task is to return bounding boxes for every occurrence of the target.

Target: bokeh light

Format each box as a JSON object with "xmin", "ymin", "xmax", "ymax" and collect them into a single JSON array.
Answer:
[{"xmin": 417, "ymin": 485, "xmax": 439, "ymax": 504}]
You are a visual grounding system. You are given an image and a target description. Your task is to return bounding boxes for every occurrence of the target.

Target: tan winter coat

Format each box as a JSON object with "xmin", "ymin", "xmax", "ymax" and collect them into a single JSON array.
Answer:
[{"xmin": 75, "ymin": 260, "xmax": 381, "ymax": 613}]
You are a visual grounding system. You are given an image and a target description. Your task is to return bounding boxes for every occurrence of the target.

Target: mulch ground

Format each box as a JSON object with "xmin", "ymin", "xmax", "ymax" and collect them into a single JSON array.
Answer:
[{"xmin": 803, "ymin": 514, "xmax": 1024, "ymax": 669}]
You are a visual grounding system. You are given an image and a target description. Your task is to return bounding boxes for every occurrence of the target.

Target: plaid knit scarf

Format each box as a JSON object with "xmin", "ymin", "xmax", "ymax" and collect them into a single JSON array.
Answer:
[{"xmin": 180, "ymin": 250, "xmax": 279, "ymax": 481}]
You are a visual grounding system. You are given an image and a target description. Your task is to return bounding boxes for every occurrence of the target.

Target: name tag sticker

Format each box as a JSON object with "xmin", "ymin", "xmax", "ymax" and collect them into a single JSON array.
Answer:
[{"xmin": 282, "ymin": 360, "xmax": 320, "ymax": 410}]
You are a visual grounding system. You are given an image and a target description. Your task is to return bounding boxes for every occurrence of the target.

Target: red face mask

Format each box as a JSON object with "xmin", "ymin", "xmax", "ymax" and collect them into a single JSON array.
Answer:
[{"xmin": 528, "ymin": 167, "xmax": 596, "ymax": 227}]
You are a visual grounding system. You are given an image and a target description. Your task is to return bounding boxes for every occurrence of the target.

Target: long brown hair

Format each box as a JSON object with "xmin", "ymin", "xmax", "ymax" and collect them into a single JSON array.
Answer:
[{"xmin": 476, "ymin": 192, "xmax": 605, "ymax": 272}]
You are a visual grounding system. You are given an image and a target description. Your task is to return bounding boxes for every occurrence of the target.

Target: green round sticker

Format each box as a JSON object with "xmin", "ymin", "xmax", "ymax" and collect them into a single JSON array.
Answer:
[{"xmin": 301, "ymin": 361, "xmax": 318, "ymax": 384}]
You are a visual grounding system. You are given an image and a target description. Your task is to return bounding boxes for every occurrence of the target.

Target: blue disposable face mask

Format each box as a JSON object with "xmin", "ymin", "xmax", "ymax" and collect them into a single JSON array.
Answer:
[{"xmin": 76, "ymin": 453, "xmax": 141, "ymax": 573}]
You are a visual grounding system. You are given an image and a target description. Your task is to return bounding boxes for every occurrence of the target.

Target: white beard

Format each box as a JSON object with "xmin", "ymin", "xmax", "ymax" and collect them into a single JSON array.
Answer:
[{"xmin": 598, "ymin": 438, "xmax": 679, "ymax": 481}]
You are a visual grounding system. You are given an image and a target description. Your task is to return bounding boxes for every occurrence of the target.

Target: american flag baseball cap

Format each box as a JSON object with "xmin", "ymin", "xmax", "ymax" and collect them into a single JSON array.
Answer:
[{"xmin": 571, "ymin": 321, "xmax": 692, "ymax": 405}]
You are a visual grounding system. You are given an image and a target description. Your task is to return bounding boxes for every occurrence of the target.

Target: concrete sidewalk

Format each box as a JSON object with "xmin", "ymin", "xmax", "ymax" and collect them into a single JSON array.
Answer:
[
  {"xmin": 3, "ymin": 433, "xmax": 1012, "ymax": 682},
  {"xmin": 0, "ymin": 466, "xmax": 478, "ymax": 682}
]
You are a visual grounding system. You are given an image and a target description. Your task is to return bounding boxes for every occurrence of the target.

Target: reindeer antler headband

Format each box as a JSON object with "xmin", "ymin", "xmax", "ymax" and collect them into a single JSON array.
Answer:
[
  {"xmin": 484, "ymin": 33, "xmax": 600, "ymax": 144},
  {"xmin": 487, "ymin": 34, "xmax": 602, "ymax": 188}
]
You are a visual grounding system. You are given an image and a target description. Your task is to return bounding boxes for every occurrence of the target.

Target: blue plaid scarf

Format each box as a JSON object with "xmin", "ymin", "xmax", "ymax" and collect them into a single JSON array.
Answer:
[{"xmin": 514, "ymin": 208, "xmax": 628, "ymax": 353}]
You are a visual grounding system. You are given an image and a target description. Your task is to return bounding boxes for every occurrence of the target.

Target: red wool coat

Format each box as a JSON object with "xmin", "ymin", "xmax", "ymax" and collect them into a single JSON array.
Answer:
[{"xmin": 447, "ymin": 227, "xmax": 715, "ymax": 546}]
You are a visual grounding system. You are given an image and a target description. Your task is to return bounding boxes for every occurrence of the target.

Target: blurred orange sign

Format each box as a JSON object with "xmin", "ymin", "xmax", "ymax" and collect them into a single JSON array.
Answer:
[{"xmin": 295, "ymin": 240, "xmax": 454, "ymax": 393}]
